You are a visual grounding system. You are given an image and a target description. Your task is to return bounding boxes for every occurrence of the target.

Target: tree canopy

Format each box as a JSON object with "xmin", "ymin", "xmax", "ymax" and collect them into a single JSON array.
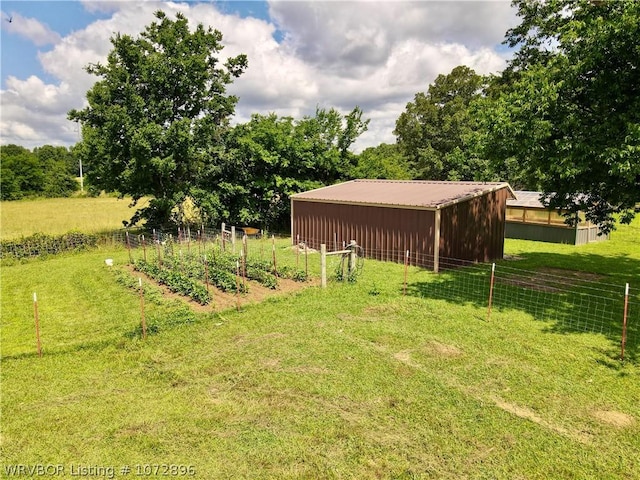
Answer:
[
  {"xmin": 193, "ymin": 107, "xmax": 369, "ymax": 230},
  {"xmin": 68, "ymin": 10, "xmax": 248, "ymax": 229},
  {"xmin": 477, "ymin": 0, "xmax": 640, "ymax": 232},
  {"xmin": 394, "ymin": 65, "xmax": 490, "ymax": 181},
  {"xmin": 0, "ymin": 144, "xmax": 79, "ymax": 200}
]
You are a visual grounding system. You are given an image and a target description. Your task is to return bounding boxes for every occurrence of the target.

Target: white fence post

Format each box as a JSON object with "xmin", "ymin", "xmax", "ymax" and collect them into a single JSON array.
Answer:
[{"xmin": 321, "ymin": 244, "xmax": 327, "ymax": 288}]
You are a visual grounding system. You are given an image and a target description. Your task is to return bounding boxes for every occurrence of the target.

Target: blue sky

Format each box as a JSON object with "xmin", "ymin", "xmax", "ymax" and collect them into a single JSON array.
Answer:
[
  {"xmin": 1, "ymin": 1, "xmax": 280, "ymax": 88},
  {"xmin": 0, "ymin": 1, "xmax": 518, "ymax": 150}
]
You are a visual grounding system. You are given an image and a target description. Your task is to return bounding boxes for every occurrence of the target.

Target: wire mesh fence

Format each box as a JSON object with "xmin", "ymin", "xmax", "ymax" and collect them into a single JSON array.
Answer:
[{"xmin": 3, "ymin": 227, "xmax": 637, "ymax": 361}]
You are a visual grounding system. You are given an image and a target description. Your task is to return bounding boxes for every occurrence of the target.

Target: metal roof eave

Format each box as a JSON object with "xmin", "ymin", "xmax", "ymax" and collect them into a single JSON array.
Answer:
[{"xmin": 291, "ymin": 182, "xmax": 516, "ymax": 211}]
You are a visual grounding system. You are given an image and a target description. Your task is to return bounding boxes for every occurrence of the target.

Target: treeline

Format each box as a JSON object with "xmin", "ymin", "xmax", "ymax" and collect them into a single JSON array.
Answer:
[
  {"xmin": 6, "ymin": 2, "xmax": 638, "ymax": 235},
  {"xmin": 0, "ymin": 145, "xmax": 80, "ymax": 200}
]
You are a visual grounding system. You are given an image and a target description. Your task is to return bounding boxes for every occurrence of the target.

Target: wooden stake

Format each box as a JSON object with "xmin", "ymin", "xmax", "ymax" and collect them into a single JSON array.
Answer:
[
  {"xmin": 235, "ymin": 260, "xmax": 241, "ymax": 311},
  {"xmin": 240, "ymin": 249, "xmax": 246, "ymax": 290},
  {"xmin": 403, "ymin": 250, "xmax": 409, "ymax": 296},
  {"xmin": 621, "ymin": 283, "xmax": 630, "ymax": 361},
  {"xmin": 156, "ymin": 238, "xmax": 162, "ymax": 268},
  {"xmin": 204, "ymin": 255, "xmax": 210, "ymax": 295},
  {"xmin": 139, "ymin": 278, "xmax": 147, "ymax": 339},
  {"xmin": 272, "ymin": 235, "xmax": 278, "ymax": 277},
  {"xmin": 243, "ymin": 234, "xmax": 248, "ymax": 258},
  {"xmin": 305, "ymin": 242, "xmax": 309, "ymax": 280},
  {"xmin": 296, "ymin": 234, "xmax": 300, "ymax": 268},
  {"xmin": 487, "ymin": 263, "xmax": 496, "ymax": 321},
  {"xmin": 321, "ymin": 244, "xmax": 327, "ymax": 288},
  {"xmin": 142, "ymin": 235, "xmax": 147, "ymax": 262},
  {"xmin": 125, "ymin": 231, "xmax": 132, "ymax": 264},
  {"xmin": 33, "ymin": 292, "xmax": 42, "ymax": 357}
]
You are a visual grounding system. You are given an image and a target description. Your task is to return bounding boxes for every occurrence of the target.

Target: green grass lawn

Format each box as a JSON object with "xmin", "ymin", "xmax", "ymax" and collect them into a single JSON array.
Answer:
[
  {"xmin": 0, "ymin": 196, "xmax": 148, "ymax": 240},
  {"xmin": 1, "ymin": 219, "xmax": 639, "ymax": 478}
]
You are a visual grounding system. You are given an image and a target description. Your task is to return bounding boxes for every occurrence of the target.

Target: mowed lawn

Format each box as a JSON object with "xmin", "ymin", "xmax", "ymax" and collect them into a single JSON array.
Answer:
[
  {"xmin": 1, "ymin": 214, "xmax": 639, "ymax": 477},
  {"xmin": 0, "ymin": 196, "xmax": 148, "ymax": 239}
]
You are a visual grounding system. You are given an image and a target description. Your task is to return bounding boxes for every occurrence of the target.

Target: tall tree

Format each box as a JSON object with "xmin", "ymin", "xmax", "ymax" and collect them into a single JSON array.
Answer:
[
  {"xmin": 0, "ymin": 145, "xmax": 43, "ymax": 200},
  {"xmin": 33, "ymin": 145, "xmax": 79, "ymax": 197},
  {"xmin": 478, "ymin": 0, "xmax": 640, "ymax": 232},
  {"xmin": 350, "ymin": 143, "xmax": 412, "ymax": 180},
  {"xmin": 68, "ymin": 10, "xmax": 247, "ymax": 229},
  {"xmin": 0, "ymin": 144, "xmax": 79, "ymax": 200},
  {"xmin": 394, "ymin": 65, "xmax": 490, "ymax": 181},
  {"xmin": 194, "ymin": 107, "xmax": 369, "ymax": 230}
]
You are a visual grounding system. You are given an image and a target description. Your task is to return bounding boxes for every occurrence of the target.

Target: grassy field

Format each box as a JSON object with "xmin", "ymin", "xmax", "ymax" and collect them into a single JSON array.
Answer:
[
  {"xmin": 0, "ymin": 196, "xmax": 148, "ymax": 240},
  {"xmin": 1, "ymin": 207, "xmax": 639, "ymax": 478}
]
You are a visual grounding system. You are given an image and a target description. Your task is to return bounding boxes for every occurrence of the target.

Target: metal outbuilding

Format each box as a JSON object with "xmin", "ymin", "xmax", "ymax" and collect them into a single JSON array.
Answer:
[{"xmin": 291, "ymin": 179, "xmax": 516, "ymax": 271}]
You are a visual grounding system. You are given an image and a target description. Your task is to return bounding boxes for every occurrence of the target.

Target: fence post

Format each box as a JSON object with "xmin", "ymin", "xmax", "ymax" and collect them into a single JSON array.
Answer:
[
  {"xmin": 296, "ymin": 234, "xmax": 300, "ymax": 268},
  {"xmin": 125, "ymin": 231, "xmax": 132, "ymax": 264},
  {"xmin": 305, "ymin": 242, "xmax": 309, "ymax": 280},
  {"xmin": 235, "ymin": 260, "xmax": 241, "ymax": 312},
  {"xmin": 142, "ymin": 235, "xmax": 147, "ymax": 262},
  {"xmin": 321, "ymin": 244, "xmax": 327, "ymax": 288},
  {"xmin": 231, "ymin": 226, "xmax": 236, "ymax": 253},
  {"xmin": 403, "ymin": 250, "xmax": 409, "ymax": 296},
  {"xmin": 203, "ymin": 255, "xmax": 210, "ymax": 295},
  {"xmin": 221, "ymin": 223, "xmax": 226, "ymax": 251},
  {"xmin": 487, "ymin": 263, "xmax": 496, "ymax": 321},
  {"xmin": 139, "ymin": 278, "xmax": 146, "ymax": 340},
  {"xmin": 240, "ymin": 249, "xmax": 246, "ymax": 290},
  {"xmin": 621, "ymin": 283, "xmax": 630, "ymax": 361},
  {"xmin": 243, "ymin": 234, "xmax": 248, "ymax": 259},
  {"xmin": 349, "ymin": 240, "xmax": 357, "ymax": 276},
  {"xmin": 272, "ymin": 235, "xmax": 278, "ymax": 277},
  {"xmin": 138, "ymin": 278, "xmax": 146, "ymax": 338},
  {"xmin": 33, "ymin": 292, "xmax": 42, "ymax": 357},
  {"xmin": 156, "ymin": 237, "xmax": 162, "ymax": 268}
]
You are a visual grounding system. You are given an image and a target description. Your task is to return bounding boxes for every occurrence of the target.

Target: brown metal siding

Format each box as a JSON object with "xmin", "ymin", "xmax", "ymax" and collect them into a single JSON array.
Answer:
[
  {"xmin": 439, "ymin": 189, "xmax": 508, "ymax": 263},
  {"xmin": 292, "ymin": 200, "xmax": 436, "ymax": 266}
]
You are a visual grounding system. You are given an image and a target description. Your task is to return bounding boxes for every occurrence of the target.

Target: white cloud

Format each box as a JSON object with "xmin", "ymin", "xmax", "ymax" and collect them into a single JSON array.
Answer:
[
  {"xmin": 0, "ymin": 0, "xmax": 519, "ymax": 151},
  {"xmin": 1, "ymin": 11, "xmax": 61, "ymax": 46}
]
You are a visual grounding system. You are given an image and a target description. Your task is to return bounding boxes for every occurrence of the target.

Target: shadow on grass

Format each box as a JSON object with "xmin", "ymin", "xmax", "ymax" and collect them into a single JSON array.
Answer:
[
  {"xmin": 1, "ymin": 309, "xmax": 208, "ymax": 362},
  {"xmin": 405, "ymin": 253, "xmax": 640, "ymax": 363}
]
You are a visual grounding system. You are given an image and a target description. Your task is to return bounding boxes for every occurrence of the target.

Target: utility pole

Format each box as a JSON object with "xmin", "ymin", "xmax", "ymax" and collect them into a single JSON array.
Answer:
[{"xmin": 74, "ymin": 121, "xmax": 84, "ymax": 192}]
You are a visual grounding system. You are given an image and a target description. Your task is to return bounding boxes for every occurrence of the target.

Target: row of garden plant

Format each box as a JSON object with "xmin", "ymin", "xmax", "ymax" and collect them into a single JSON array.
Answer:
[{"xmin": 132, "ymin": 246, "xmax": 308, "ymax": 305}]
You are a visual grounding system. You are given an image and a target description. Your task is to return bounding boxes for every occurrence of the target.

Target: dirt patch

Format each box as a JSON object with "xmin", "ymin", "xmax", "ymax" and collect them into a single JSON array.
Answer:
[
  {"xmin": 538, "ymin": 267, "xmax": 606, "ymax": 283},
  {"xmin": 497, "ymin": 267, "xmax": 607, "ymax": 293},
  {"xmin": 393, "ymin": 350, "xmax": 422, "ymax": 369},
  {"xmin": 492, "ymin": 397, "xmax": 591, "ymax": 444},
  {"xmin": 124, "ymin": 265, "xmax": 315, "ymax": 313},
  {"xmin": 592, "ymin": 410, "xmax": 635, "ymax": 428},
  {"xmin": 363, "ymin": 304, "xmax": 402, "ymax": 316},
  {"xmin": 422, "ymin": 340, "xmax": 463, "ymax": 357},
  {"xmin": 291, "ymin": 243, "xmax": 318, "ymax": 254}
]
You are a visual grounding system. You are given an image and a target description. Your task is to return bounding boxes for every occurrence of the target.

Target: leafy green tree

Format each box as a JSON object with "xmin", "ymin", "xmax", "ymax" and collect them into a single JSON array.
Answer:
[
  {"xmin": 477, "ymin": 0, "xmax": 640, "ymax": 232},
  {"xmin": 195, "ymin": 107, "xmax": 369, "ymax": 230},
  {"xmin": 350, "ymin": 143, "xmax": 412, "ymax": 180},
  {"xmin": 68, "ymin": 10, "xmax": 247, "ymax": 229},
  {"xmin": 33, "ymin": 145, "xmax": 79, "ymax": 197},
  {"xmin": 394, "ymin": 65, "xmax": 490, "ymax": 181},
  {"xmin": 0, "ymin": 145, "xmax": 44, "ymax": 200}
]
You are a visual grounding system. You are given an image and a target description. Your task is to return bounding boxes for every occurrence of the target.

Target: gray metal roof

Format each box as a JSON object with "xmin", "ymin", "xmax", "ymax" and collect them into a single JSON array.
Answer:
[
  {"xmin": 507, "ymin": 191, "xmax": 546, "ymax": 208},
  {"xmin": 291, "ymin": 180, "xmax": 516, "ymax": 210}
]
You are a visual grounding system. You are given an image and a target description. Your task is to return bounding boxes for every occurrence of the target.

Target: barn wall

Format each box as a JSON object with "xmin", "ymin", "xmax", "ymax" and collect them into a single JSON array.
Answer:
[
  {"xmin": 505, "ymin": 222, "xmax": 578, "ymax": 244},
  {"xmin": 292, "ymin": 201, "xmax": 436, "ymax": 266},
  {"xmin": 439, "ymin": 189, "xmax": 509, "ymax": 263}
]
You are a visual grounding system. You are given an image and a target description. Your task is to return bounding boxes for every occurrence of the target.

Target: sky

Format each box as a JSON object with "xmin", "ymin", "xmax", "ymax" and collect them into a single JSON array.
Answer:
[{"xmin": 0, "ymin": 0, "xmax": 520, "ymax": 152}]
